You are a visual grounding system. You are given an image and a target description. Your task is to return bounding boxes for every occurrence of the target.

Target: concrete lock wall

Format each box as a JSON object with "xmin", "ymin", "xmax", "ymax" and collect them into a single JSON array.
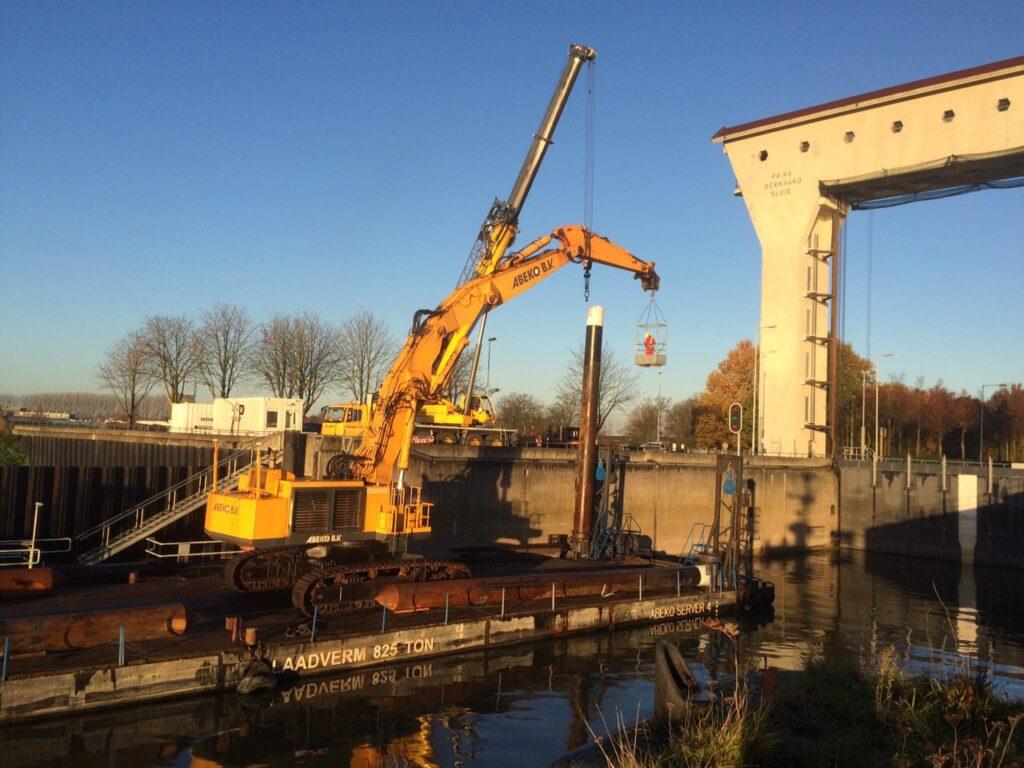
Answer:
[
  {"xmin": 838, "ymin": 461, "xmax": 1024, "ymax": 568},
  {"xmin": 405, "ymin": 447, "xmax": 837, "ymax": 557}
]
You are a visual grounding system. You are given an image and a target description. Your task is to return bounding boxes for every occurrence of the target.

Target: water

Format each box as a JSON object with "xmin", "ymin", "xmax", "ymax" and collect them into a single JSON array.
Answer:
[{"xmin": 4, "ymin": 551, "xmax": 1024, "ymax": 768}]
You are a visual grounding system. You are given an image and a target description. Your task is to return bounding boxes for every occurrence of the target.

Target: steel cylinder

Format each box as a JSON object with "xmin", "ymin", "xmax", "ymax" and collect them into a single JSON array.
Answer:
[
  {"xmin": 0, "ymin": 602, "xmax": 189, "ymax": 653},
  {"xmin": 572, "ymin": 305, "xmax": 604, "ymax": 556}
]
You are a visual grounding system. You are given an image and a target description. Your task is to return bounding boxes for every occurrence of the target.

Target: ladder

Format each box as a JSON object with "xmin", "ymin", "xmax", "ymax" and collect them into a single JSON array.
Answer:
[{"xmin": 74, "ymin": 442, "xmax": 266, "ymax": 566}]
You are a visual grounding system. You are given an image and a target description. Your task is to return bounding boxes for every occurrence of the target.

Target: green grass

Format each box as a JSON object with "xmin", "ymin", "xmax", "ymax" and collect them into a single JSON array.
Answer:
[{"xmin": 596, "ymin": 647, "xmax": 1023, "ymax": 768}]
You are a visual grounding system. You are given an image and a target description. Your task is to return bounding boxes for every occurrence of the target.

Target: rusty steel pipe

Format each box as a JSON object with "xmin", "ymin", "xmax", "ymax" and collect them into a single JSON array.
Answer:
[
  {"xmin": 0, "ymin": 602, "xmax": 188, "ymax": 654},
  {"xmin": 0, "ymin": 566, "xmax": 64, "ymax": 599},
  {"xmin": 572, "ymin": 305, "xmax": 604, "ymax": 556},
  {"xmin": 375, "ymin": 566, "xmax": 705, "ymax": 613}
]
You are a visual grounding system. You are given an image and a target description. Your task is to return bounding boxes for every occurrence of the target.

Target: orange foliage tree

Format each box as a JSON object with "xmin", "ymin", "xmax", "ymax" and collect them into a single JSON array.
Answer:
[{"xmin": 694, "ymin": 340, "xmax": 755, "ymax": 450}]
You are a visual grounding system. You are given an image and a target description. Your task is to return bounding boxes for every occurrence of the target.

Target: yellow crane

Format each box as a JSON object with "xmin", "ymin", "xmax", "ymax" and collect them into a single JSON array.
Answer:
[{"xmin": 203, "ymin": 44, "xmax": 660, "ymax": 615}]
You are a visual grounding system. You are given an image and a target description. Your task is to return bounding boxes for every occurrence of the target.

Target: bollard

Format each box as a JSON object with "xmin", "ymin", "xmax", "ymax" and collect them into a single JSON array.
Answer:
[
  {"xmin": 311, "ymin": 605, "xmax": 319, "ymax": 643},
  {"xmin": 244, "ymin": 626, "xmax": 258, "ymax": 647},
  {"xmin": 551, "ymin": 582, "xmax": 556, "ymax": 612},
  {"xmin": 2, "ymin": 636, "xmax": 8, "ymax": 682},
  {"xmin": 118, "ymin": 625, "xmax": 126, "ymax": 667},
  {"xmin": 381, "ymin": 606, "xmax": 387, "ymax": 634},
  {"xmin": 500, "ymin": 587, "xmax": 506, "ymax": 619},
  {"xmin": 444, "ymin": 593, "xmax": 450, "ymax": 625}
]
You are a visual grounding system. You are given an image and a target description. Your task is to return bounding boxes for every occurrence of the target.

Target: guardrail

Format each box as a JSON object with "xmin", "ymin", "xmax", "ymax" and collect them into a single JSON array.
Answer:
[
  {"xmin": 0, "ymin": 538, "xmax": 71, "ymax": 568},
  {"xmin": 144, "ymin": 538, "xmax": 242, "ymax": 561}
]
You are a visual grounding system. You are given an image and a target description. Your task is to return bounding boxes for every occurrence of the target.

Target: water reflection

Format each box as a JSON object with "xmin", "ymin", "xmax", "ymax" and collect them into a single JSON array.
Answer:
[{"xmin": 3, "ymin": 552, "xmax": 1023, "ymax": 768}]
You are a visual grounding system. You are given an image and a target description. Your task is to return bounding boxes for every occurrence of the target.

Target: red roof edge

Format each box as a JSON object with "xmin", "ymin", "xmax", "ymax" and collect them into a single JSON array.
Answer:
[{"xmin": 712, "ymin": 54, "xmax": 1024, "ymax": 142}]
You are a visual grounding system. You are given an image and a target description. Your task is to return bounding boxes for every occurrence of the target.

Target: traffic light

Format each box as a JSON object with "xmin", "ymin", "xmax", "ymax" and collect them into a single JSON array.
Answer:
[{"xmin": 728, "ymin": 402, "xmax": 742, "ymax": 434}]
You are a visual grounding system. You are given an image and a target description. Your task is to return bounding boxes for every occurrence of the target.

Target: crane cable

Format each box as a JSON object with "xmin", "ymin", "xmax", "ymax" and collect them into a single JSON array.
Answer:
[{"xmin": 582, "ymin": 58, "xmax": 596, "ymax": 301}]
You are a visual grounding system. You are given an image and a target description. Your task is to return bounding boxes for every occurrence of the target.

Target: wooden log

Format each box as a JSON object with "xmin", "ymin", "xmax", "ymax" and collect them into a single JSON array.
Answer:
[{"xmin": 0, "ymin": 602, "xmax": 188, "ymax": 653}]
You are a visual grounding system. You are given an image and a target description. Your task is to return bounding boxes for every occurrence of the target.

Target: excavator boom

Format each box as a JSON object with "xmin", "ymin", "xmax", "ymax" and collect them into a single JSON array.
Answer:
[{"xmin": 354, "ymin": 226, "xmax": 658, "ymax": 486}]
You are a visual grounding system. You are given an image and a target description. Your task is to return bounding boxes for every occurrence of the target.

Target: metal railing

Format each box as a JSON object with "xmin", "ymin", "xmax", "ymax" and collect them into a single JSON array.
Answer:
[
  {"xmin": 0, "ymin": 538, "xmax": 72, "ymax": 567},
  {"xmin": 144, "ymin": 537, "xmax": 243, "ymax": 561}
]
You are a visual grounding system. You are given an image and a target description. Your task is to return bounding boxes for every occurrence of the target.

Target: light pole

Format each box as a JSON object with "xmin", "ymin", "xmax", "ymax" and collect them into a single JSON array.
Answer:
[
  {"xmin": 751, "ymin": 324, "xmax": 776, "ymax": 455},
  {"xmin": 860, "ymin": 370, "xmax": 868, "ymax": 457},
  {"xmin": 873, "ymin": 353, "xmax": 893, "ymax": 460},
  {"xmin": 656, "ymin": 369, "xmax": 663, "ymax": 442},
  {"xmin": 486, "ymin": 336, "xmax": 498, "ymax": 394},
  {"xmin": 979, "ymin": 383, "xmax": 1008, "ymax": 464}
]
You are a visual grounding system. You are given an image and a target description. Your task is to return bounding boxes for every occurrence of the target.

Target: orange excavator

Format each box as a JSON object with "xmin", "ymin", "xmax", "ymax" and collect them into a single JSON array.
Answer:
[{"xmin": 203, "ymin": 44, "xmax": 660, "ymax": 616}]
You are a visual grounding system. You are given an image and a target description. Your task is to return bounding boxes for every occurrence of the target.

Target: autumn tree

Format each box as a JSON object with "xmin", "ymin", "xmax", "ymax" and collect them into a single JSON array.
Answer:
[
  {"xmin": 949, "ymin": 391, "xmax": 977, "ymax": 460},
  {"xmin": 197, "ymin": 303, "xmax": 255, "ymax": 398},
  {"xmin": 496, "ymin": 392, "xmax": 546, "ymax": 436},
  {"xmin": 553, "ymin": 345, "xmax": 639, "ymax": 432},
  {"xmin": 97, "ymin": 331, "xmax": 156, "ymax": 427},
  {"xmin": 142, "ymin": 314, "xmax": 202, "ymax": 404},
  {"xmin": 694, "ymin": 340, "xmax": 755, "ymax": 450},
  {"xmin": 251, "ymin": 313, "xmax": 343, "ymax": 414},
  {"xmin": 338, "ymin": 310, "xmax": 397, "ymax": 403}
]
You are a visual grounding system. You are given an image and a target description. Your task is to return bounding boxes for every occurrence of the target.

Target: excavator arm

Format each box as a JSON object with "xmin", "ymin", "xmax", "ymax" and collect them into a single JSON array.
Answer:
[{"xmin": 354, "ymin": 226, "xmax": 658, "ymax": 485}]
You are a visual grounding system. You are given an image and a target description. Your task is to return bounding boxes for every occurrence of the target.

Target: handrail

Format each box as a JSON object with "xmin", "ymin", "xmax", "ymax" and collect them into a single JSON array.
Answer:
[
  {"xmin": 74, "ymin": 447, "xmax": 251, "ymax": 545},
  {"xmin": 0, "ymin": 538, "xmax": 72, "ymax": 567}
]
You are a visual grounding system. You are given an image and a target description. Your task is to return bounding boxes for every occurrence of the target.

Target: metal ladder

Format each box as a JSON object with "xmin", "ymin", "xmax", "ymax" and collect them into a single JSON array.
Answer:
[{"xmin": 74, "ymin": 444, "xmax": 261, "ymax": 566}]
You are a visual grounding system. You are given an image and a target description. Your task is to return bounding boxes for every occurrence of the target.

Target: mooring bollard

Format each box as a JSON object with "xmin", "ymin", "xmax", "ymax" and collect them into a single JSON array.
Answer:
[
  {"xmin": 500, "ymin": 587, "xmax": 506, "ymax": 618},
  {"xmin": 2, "ymin": 636, "xmax": 9, "ymax": 682},
  {"xmin": 381, "ymin": 606, "xmax": 387, "ymax": 634},
  {"xmin": 311, "ymin": 605, "xmax": 319, "ymax": 643},
  {"xmin": 444, "ymin": 593, "xmax": 450, "ymax": 625},
  {"xmin": 118, "ymin": 625, "xmax": 126, "ymax": 667}
]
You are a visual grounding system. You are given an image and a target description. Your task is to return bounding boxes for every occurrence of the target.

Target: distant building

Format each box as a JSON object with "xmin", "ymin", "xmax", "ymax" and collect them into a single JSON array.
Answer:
[{"xmin": 169, "ymin": 396, "xmax": 303, "ymax": 435}]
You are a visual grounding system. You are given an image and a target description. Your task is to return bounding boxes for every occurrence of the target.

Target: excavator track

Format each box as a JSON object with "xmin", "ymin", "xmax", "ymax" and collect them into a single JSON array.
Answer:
[
  {"xmin": 226, "ymin": 546, "xmax": 313, "ymax": 593},
  {"xmin": 291, "ymin": 559, "xmax": 471, "ymax": 617}
]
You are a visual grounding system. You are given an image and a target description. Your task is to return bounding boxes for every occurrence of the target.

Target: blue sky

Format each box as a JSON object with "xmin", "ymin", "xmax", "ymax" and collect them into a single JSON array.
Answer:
[{"xmin": 2, "ymin": 1, "xmax": 1022, "ymax": 410}]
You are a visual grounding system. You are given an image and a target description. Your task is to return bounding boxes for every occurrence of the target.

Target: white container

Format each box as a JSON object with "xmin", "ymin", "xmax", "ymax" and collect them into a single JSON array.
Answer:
[
  {"xmin": 211, "ymin": 397, "xmax": 303, "ymax": 435},
  {"xmin": 169, "ymin": 402, "xmax": 214, "ymax": 433}
]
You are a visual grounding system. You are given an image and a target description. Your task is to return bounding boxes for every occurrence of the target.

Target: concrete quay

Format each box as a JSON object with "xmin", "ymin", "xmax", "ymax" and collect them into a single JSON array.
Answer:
[{"xmin": 0, "ymin": 584, "xmax": 734, "ymax": 724}]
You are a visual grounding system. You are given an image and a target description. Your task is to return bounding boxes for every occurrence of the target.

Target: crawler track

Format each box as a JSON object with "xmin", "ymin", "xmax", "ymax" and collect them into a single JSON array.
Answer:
[{"xmin": 291, "ymin": 559, "xmax": 470, "ymax": 617}]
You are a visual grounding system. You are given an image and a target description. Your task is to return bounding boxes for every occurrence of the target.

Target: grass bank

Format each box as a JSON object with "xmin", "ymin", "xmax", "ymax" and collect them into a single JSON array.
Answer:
[{"xmin": 597, "ymin": 648, "xmax": 1023, "ymax": 768}]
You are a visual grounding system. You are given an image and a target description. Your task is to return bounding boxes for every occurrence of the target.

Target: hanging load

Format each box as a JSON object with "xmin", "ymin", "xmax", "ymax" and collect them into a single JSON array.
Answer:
[{"xmin": 635, "ymin": 295, "xmax": 667, "ymax": 366}]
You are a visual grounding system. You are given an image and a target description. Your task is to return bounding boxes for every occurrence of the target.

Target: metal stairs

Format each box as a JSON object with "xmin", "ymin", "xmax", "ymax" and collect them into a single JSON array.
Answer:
[
  {"xmin": 75, "ymin": 446, "xmax": 256, "ymax": 566},
  {"xmin": 679, "ymin": 522, "xmax": 712, "ymax": 564}
]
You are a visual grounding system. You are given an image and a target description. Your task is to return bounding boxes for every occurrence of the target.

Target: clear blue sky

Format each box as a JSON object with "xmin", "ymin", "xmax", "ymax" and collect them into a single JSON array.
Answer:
[{"xmin": 2, "ymin": 1, "xmax": 1022, "ymax": 412}]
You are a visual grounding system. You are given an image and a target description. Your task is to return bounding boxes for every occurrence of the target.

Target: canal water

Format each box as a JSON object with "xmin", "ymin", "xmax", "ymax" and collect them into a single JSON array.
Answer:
[{"xmin": 4, "ymin": 551, "xmax": 1024, "ymax": 768}]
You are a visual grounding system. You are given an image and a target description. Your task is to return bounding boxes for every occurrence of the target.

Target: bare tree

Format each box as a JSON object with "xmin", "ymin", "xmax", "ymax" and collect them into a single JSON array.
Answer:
[
  {"xmin": 252, "ymin": 312, "xmax": 343, "ymax": 414},
  {"xmin": 142, "ymin": 315, "xmax": 202, "ymax": 404},
  {"xmin": 338, "ymin": 310, "xmax": 397, "ymax": 403},
  {"xmin": 97, "ymin": 331, "xmax": 156, "ymax": 427},
  {"xmin": 443, "ymin": 352, "xmax": 475, "ymax": 404},
  {"xmin": 496, "ymin": 392, "xmax": 546, "ymax": 436},
  {"xmin": 198, "ymin": 303, "xmax": 255, "ymax": 398},
  {"xmin": 625, "ymin": 396, "xmax": 672, "ymax": 443},
  {"xmin": 553, "ymin": 345, "xmax": 640, "ymax": 431}
]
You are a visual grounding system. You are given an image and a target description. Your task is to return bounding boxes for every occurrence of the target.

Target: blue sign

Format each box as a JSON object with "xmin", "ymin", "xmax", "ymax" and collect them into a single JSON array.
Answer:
[
  {"xmin": 595, "ymin": 458, "xmax": 606, "ymax": 482},
  {"xmin": 722, "ymin": 466, "xmax": 736, "ymax": 496}
]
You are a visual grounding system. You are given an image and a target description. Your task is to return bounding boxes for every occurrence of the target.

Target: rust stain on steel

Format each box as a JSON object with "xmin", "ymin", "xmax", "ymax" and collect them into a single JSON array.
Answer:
[
  {"xmin": 0, "ymin": 602, "xmax": 188, "ymax": 653},
  {"xmin": 0, "ymin": 566, "xmax": 64, "ymax": 598},
  {"xmin": 375, "ymin": 567, "xmax": 701, "ymax": 613}
]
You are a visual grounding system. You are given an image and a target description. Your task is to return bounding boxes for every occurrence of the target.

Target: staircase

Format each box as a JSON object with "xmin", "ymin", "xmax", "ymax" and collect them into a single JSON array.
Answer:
[{"xmin": 75, "ymin": 445, "xmax": 259, "ymax": 566}]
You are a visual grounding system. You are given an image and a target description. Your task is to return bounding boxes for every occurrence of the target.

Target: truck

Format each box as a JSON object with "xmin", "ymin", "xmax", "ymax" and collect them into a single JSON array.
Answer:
[{"xmin": 320, "ymin": 393, "xmax": 515, "ymax": 446}]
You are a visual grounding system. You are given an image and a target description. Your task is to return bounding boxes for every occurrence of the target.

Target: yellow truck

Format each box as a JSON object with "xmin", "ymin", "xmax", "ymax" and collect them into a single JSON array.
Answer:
[{"xmin": 320, "ymin": 394, "xmax": 514, "ymax": 446}]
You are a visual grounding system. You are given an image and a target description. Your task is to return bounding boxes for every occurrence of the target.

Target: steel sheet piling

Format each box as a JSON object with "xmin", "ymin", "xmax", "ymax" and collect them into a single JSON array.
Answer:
[{"xmin": 572, "ymin": 305, "xmax": 604, "ymax": 557}]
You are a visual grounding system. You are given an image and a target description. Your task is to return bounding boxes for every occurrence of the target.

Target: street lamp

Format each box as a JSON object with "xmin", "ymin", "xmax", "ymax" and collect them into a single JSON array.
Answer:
[
  {"xmin": 873, "ymin": 353, "xmax": 893, "ymax": 460},
  {"xmin": 656, "ymin": 369, "xmax": 663, "ymax": 442},
  {"xmin": 486, "ymin": 336, "xmax": 498, "ymax": 394},
  {"xmin": 979, "ymin": 383, "xmax": 1008, "ymax": 464},
  {"xmin": 751, "ymin": 324, "xmax": 776, "ymax": 455}
]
